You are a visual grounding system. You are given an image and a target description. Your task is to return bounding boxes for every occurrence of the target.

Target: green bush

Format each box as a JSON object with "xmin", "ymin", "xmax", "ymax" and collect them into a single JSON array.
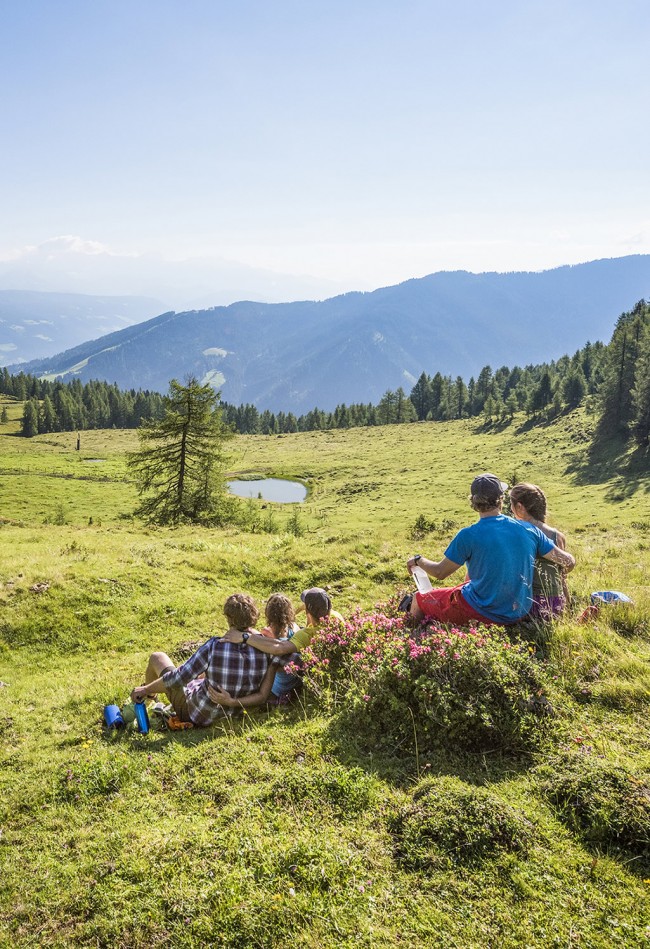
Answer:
[
  {"xmin": 304, "ymin": 608, "xmax": 553, "ymax": 755},
  {"xmin": 410, "ymin": 513, "xmax": 439, "ymax": 539},
  {"xmin": 535, "ymin": 750, "xmax": 650, "ymax": 854},
  {"xmin": 410, "ymin": 514, "xmax": 458, "ymax": 539},
  {"xmin": 390, "ymin": 776, "xmax": 532, "ymax": 869}
]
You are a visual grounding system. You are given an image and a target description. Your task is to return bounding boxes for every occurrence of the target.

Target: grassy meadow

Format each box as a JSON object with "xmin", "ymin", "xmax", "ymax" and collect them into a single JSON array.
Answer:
[{"xmin": 0, "ymin": 396, "xmax": 649, "ymax": 947}]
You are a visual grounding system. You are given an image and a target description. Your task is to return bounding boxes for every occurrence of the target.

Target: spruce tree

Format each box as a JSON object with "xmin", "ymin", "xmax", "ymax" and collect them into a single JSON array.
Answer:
[
  {"xmin": 410, "ymin": 372, "xmax": 431, "ymax": 420},
  {"xmin": 39, "ymin": 395, "xmax": 58, "ymax": 434},
  {"xmin": 376, "ymin": 390, "xmax": 397, "ymax": 424},
  {"xmin": 22, "ymin": 399, "xmax": 39, "ymax": 437}
]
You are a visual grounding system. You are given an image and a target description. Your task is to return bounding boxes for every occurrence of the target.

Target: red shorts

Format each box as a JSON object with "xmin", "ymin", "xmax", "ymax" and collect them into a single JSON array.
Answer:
[{"xmin": 415, "ymin": 584, "xmax": 491, "ymax": 626}]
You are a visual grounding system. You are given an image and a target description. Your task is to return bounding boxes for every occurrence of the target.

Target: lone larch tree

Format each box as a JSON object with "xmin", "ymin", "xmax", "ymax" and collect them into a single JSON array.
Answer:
[{"xmin": 128, "ymin": 377, "xmax": 233, "ymax": 524}]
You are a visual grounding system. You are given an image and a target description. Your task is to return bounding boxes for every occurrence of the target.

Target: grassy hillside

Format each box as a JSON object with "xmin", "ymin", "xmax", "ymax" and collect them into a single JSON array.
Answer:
[{"xmin": 0, "ymin": 402, "xmax": 649, "ymax": 947}]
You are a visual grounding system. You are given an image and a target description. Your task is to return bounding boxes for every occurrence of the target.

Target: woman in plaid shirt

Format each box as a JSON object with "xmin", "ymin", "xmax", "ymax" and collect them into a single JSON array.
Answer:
[{"xmin": 131, "ymin": 593, "xmax": 276, "ymax": 726}]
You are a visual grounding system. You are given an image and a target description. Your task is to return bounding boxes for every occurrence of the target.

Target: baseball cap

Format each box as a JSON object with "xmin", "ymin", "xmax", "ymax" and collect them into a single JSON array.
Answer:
[
  {"xmin": 470, "ymin": 473, "xmax": 508, "ymax": 502},
  {"xmin": 301, "ymin": 587, "xmax": 332, "ymax": 619}
]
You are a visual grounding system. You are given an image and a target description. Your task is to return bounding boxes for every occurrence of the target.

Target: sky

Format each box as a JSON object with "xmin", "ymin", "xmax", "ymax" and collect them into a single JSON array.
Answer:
[{"xmin": 1, "ymin": 0, "xmax": 649, "ymax": 301}]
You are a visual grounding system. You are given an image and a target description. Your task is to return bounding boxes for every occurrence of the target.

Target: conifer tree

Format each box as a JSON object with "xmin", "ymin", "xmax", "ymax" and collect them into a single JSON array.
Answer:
[
  {"xmin": 39, "ymin": 395, "xmax": 58, "ymax": 434},
  {"xmin": 128, "ymin": 378, "xmax": 233, "ymax": 524},
  {"xmin": 632, "ymin": 322, "xmax": 650, "ymax": 446},
  {"xmin": 376, "ymin": 390, "xmax": 397, "ymax": 424},
  {"xmin": 21, "ymin": 399, "xmax": 39, "ymax": 437},
  {"xmin": 394, "ymin": 387, "xmax": 417, "ymax": 423},
  {"xmin": 410, "ymin": 372, "xmax": 431, "ymax": 420},
  {"xmin": 597, "ymin": 301, "xmax": 648, "ymax": 436},
  {"xmin": 561, "ymin": 368, "xmax": 587, "ymax": 407}
]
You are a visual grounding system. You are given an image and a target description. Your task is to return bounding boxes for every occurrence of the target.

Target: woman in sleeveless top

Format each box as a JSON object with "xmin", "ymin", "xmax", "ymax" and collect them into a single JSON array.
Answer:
[{"xmin": 510, "ymin": 483, "xmax": 569, "ymax": 620}]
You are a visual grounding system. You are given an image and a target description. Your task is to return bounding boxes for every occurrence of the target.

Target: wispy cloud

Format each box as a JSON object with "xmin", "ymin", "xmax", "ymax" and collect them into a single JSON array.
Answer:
[{"xmin": 0, "ymin": 236, "xmax": 119, "ymax": 262}]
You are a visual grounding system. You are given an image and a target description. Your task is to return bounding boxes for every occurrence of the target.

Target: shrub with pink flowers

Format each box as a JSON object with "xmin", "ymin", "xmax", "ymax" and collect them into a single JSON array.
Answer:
[{"xmin": 302, "ymin": 606, "xmax": 552, "ymax": 754}]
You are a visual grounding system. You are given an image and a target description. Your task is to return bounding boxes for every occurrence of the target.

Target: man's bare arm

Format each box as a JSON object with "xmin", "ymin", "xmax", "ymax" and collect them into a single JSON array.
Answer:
[
  {"xmin": 406, "ymin": 555, "xmax": 462, "ymax": 581},
  {"xmin": 131, "ymin": 677, "xmax": 165, "ymax": 702},
  {"xmin": 221, "ymin": 629, "xmax": 296, "ymax": 656}
]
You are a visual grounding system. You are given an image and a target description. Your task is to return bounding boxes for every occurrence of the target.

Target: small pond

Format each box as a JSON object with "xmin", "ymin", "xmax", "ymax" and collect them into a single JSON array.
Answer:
[{"xmin": 227, "ymin": 478, "xmax": 307, "ymax": 503}]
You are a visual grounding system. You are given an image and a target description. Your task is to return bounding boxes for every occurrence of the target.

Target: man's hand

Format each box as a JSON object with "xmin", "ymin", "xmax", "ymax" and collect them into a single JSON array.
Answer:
[
  {"xmin": 221, "ymin": 629, "xmax": 244, "ymax": 643},
  {"xmin": 406, "ymin": 555, "xmax": 460, "ymax": 581},
  {"xmin": 131, "ymin": 684, "xmax": 151, "ymax": 703},
  {"xmin": 206, "ymin": 683, "xmax": 235, "ymax": 706}
]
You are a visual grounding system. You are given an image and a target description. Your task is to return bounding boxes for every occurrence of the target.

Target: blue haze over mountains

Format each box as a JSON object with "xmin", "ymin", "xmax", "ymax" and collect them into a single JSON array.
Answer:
[
  {"xmin": 11, "ymin": 256, "xmax": 650, "ymax": 413},
  {"xmin": 0, "ymin": 291, "xmax": 165, "ymax": 363}
]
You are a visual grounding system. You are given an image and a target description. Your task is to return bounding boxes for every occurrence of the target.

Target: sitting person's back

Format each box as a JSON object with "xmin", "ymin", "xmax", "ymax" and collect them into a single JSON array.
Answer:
[
  {"xmin": 130, "ymin": 593, "xmax": 274, "ymax": 726},
  {"xmin": 405, "ymin": 474, "xmax": 576, "ymax": 626},
  {"xmin": 446, "ymin": 513, "xmax": 557, "ymax": 623},
  {"xmin": 271, "ymin": 588, "xmax": 342, "ymax": 698},
  {"xmin": 259, "ymin": 592, "xmax": 302, "ymax": 699},
  {"xmin": 510, "ymin": 482, "xmax": 569, "ymax": 620},
  {"xmin": 219, "ymin": 588, "xmax": 342, "ymax": 701}
]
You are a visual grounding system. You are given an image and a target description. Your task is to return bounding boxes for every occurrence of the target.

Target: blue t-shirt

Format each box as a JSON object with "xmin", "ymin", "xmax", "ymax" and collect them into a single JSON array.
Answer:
[{"xmin": 444, "ymin": 515, "xmax": 554, "ymax": 623}]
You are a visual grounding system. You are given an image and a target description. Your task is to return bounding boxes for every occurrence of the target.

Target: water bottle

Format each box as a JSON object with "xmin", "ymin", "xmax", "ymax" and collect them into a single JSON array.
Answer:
[
  {"xmin": 412, "ymin": 565, "xmax": 433, "ymax": 593},
  {"xmin": 103, "ymin": 704, "xmax": 125, "ymax": 729},
  {"xmin": 134, "ymin": 700, "xmax": 150, "ymax": 734}
]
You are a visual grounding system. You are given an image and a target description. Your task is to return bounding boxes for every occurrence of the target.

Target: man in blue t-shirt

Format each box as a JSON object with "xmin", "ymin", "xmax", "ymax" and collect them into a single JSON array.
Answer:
[{"xmin": 405, "ymin": 473, "xmax": 575, "ymax": 626}]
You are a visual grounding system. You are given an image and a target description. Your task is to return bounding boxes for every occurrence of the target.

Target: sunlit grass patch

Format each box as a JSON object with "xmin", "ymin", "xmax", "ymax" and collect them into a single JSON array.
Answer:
[
  {"xmin": 535, "ymin": 750, "xmax": 650, "ymax": 857},
  {"xmin": 390, "ymin": 775, "xmax": 533, "ymax": 869},
  {"xmin": 264, "ymin": 763, "xmax": 377, "ymax": 818}
]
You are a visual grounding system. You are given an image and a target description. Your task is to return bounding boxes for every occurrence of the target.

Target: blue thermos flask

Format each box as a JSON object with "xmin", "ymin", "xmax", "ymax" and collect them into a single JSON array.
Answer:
[
  {"xmin": 134, "ymin": 700, "xmax": 150, "ymax": 734},
  {"xmin": 104, "ymin": 704, "xmax": 125, "ymax": 729}
]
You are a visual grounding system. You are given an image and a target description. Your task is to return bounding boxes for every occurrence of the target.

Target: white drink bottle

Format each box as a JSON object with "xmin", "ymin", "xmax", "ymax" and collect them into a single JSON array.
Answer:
[{"xmin": 411, "ymin": 565, "xmax": 432, "ymax": 592}]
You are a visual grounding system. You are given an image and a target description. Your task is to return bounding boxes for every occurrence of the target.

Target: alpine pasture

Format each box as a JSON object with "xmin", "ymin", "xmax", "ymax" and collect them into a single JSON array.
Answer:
[{"xmin": 1, "ymin": 400, "xmax": 649, "ymax": 948}]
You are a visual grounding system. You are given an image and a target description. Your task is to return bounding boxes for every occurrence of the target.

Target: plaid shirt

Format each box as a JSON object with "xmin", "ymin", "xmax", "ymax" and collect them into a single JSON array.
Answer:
[{"xmin": 161, "ymin": 638, "xmax": 270, "ymax": 726}]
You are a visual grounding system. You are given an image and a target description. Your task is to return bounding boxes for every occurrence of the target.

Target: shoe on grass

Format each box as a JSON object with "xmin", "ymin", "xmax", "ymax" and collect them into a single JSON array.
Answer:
[
  {"xmin": 151, "ymin": 702, "xmax": 172, "ymax": 720},
  {"xmin": 397, "ymin": 592, "xmax": 413, "ymax": 612}
]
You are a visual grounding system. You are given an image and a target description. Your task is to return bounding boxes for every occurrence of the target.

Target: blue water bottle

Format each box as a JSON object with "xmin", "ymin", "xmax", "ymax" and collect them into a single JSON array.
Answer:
[
  {"xmin": 104, "ymin": 704, "xmax": 125, "ymax": 729},
  {"xmin": 134, "ymin": 700, "xmax": 150, "ymax": 734}
]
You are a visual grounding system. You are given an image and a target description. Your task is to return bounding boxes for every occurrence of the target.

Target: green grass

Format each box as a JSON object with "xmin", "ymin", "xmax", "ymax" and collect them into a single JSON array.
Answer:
[{"xmin": 1, "ymin": 408, "xmax": 649, "ymax": 946}]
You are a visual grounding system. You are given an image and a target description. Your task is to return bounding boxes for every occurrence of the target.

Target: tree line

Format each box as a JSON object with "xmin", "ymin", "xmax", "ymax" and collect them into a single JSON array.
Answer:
[
  {"xmin": 219, "ymin": 300, "xmax": 649, "ymax": 449},
  {"xmin": 593, "ymin": 299, "xmax": 650, "ymax": 447},
  {"xmin": 220, "ymin": 340, "xmax": 606, "ymax": 432},
  {"xmin": 5, "ymin": 299, "xmax": 650, "ymax": 448},
  {"xmin": 0, "ymin": 371, "xmax": 164, "ymax": 437}
]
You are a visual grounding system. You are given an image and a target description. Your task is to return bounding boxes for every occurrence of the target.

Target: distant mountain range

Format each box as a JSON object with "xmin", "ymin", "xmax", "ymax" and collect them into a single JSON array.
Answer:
[
  {"xmin": 0, "ymin": 290, "xmax": 165, "ymax": 364},
  {"xmin": 11, "ymin": 255, "xmax": 650, "ymax": 413}
]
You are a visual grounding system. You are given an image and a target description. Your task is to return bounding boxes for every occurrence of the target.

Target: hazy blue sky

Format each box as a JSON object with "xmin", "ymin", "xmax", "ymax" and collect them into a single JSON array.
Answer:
[{"xmin": 1, "ymin": 0, "xmax": 649, "ymax": 293}]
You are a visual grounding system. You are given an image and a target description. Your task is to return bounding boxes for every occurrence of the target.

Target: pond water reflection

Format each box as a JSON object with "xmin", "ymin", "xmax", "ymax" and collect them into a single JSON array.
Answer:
[{"xmin": 227, "ymin": 478, "xmax": 307, "ymax": 503}]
